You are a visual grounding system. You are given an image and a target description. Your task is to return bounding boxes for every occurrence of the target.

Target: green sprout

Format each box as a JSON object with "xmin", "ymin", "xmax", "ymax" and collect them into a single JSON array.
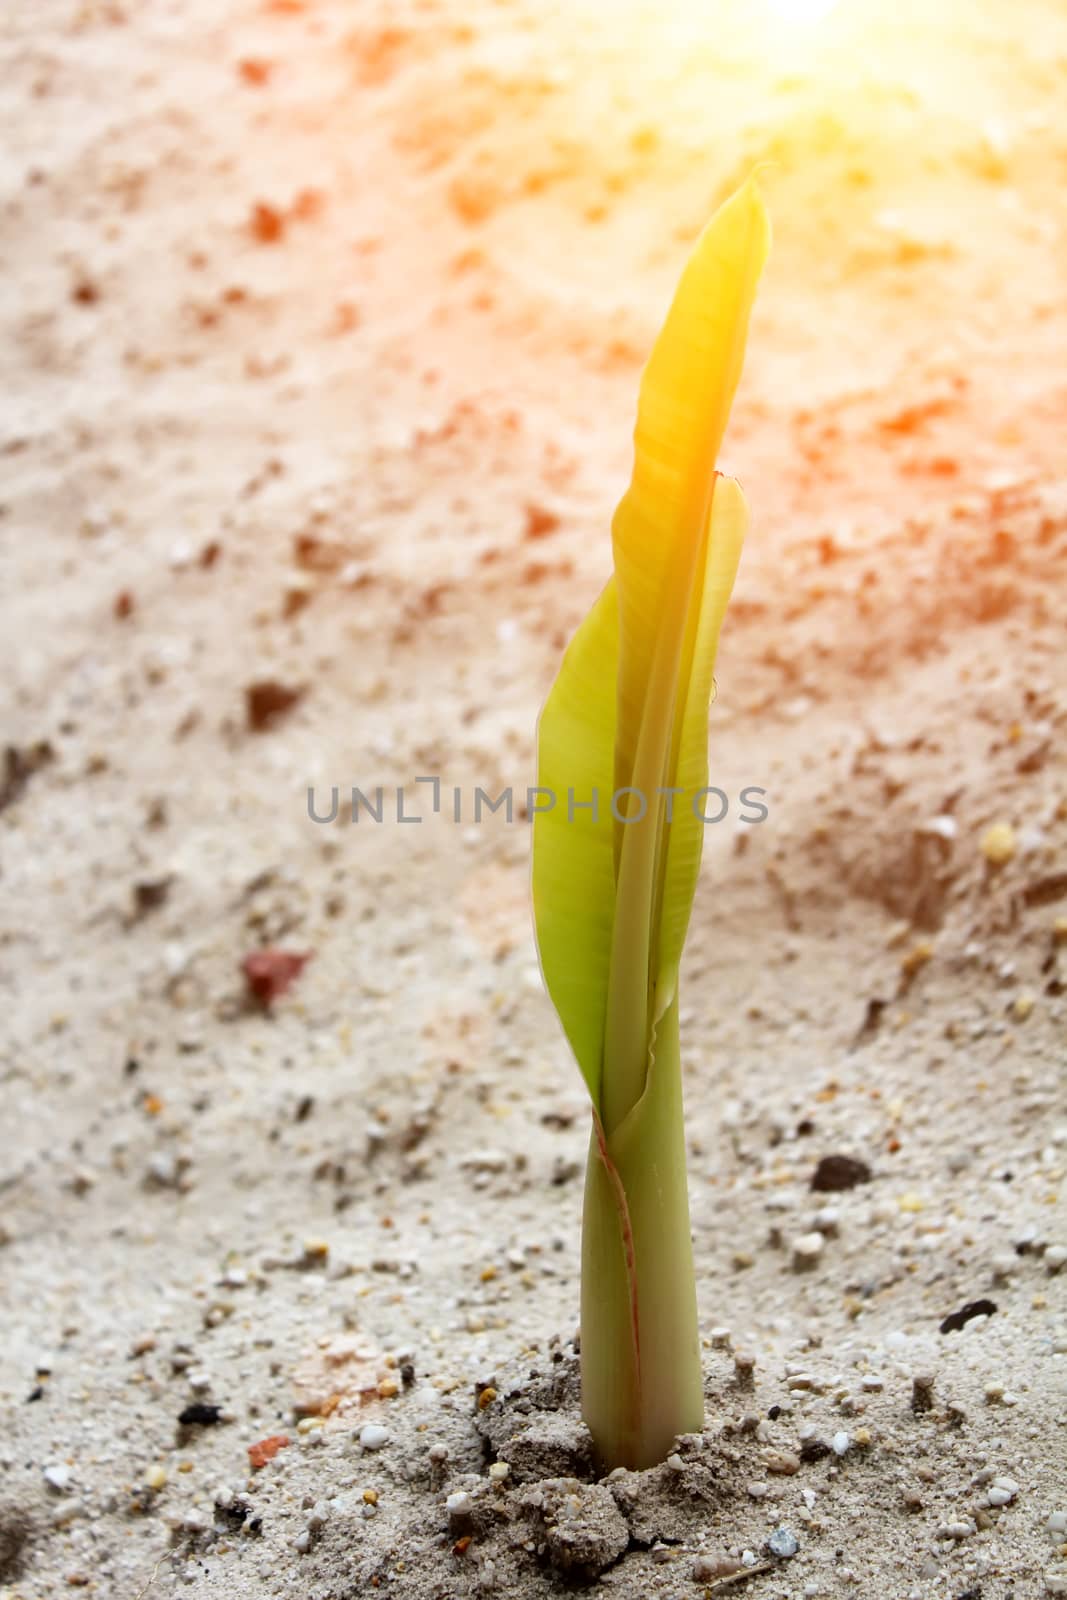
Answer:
[{"xmin": 532, "ymin": 178, "xmax": 770, "ymax": 1470}]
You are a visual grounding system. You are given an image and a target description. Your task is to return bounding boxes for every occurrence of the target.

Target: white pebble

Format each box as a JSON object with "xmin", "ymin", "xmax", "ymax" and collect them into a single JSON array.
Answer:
[
  {"xmin": 146, "ymin": 1152, "xmax": 179, "ymax": 1187},
  {"xmin": 43, "ymin": 1464, "xmax": 71, "ymax": 1493},
  {"xmin": 446, "ymin": 1490, "xmax": 474, "ymax": 1517},
  {"xmin": 359, "ymin": 1424, "xmax": 389, "ymax": 1452},
  {"xmin": 792, "ymin": 1231, "xmax": 825, "ymax": 1270},
  {"xmin": 51, "ymin": 1499, "xmax": 85, "ymax": 1527},
  {"xmin": 831, "ymin": 1431, "xmax": 851, "ymax": 1456},
  {"xmin": 666, "ymin": 1453, "xmax": 685, "ymax": 1473},
  {"xmin": 1047, "ymin": 1511, "xmax": 1067, "ymax": 1535}
]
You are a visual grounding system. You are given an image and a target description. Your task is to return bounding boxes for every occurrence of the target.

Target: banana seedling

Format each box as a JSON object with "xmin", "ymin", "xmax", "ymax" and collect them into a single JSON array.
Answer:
[{"xmin": 532, "ymin": 179, "xmax": 770, "ymax": 1470}]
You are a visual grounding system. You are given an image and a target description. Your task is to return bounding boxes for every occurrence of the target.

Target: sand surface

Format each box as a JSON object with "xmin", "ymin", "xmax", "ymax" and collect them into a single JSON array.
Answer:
[{"xmin": 1, "ymin": 2, "xmax": 1065, "ymax": 1597}]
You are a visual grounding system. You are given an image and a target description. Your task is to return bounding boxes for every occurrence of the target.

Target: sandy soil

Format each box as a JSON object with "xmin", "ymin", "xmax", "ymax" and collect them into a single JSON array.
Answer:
[{"xmin": 1, "ymin": 1, "xmax": 1065, "ymax": 1597}]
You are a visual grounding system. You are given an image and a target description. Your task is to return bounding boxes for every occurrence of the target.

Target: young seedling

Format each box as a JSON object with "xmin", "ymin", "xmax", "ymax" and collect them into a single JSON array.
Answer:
[{"xmin": 532, "ymin": 179, "xmax": 770, "ymax": 1470}]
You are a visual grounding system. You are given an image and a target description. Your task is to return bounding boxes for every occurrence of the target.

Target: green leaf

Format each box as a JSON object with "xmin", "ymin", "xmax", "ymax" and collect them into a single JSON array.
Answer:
[
  {"xmin": 653, "ymin": 473, "xmax": 748, "ymax": 1013},
  {"xmin": 602, "ymin": 182, "xmax": 769, "ymax": 1129},
  {"xmin": 533, "ymin": 178, "xmax": 770, "ymax": 1125},
  {"xmin": 531, "ymin": 579, "xmax": 619, "ymax": 1106},
  {"xmin": 611, "ymin": 178, "xmax": 770, "ymax": 816}
]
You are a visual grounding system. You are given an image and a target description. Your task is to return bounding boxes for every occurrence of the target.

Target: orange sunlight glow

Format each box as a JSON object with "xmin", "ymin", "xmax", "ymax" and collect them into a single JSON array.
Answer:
[{"xmin": 766, "ymin": 0, "xmax": 840, "ymax": 23}]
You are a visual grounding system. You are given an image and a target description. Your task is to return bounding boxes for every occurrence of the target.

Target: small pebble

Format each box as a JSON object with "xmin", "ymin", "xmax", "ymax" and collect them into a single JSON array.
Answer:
[
  {"xmin": 767, "ymin": 1527, "xmax": 799, "ymax": 1559},
  {"xmin": 980, "ymin": 821, "xmax": 1016, "ymax": 865},
  {"xmin": 146, "ymin": 1151, "xmax": 179, "ymax": 1188},
  {"xmin": 733, "ymin": 1351, "xmax": 756, "ymax": 1385},
  {"xmin": 987, "ymin": 1477, "xmax": 1019, "ymax": 1507},
  {"xmin": 1046, "ymin": 1246, "xmax": 1067, "ymax": 1275},
  {"xmin": 145, "ymin": 1465, "xmax": 168, "ymax": 1491},
  {"xmin": 43, "ymin": 1464, "xmax": 71, "ymax": 1493},
  {"xmin": 488, "ymin": 1462, "xmax": 510, "ymax": 1482},
  {"xmin": 666, "ymin": 1453, "xmax": 685, "ymax": 1473},
  {"xmin": 710, "ymin": 1327, "xmax": 732, "ymax": 1349},
  {"xmin": 831, "ymin": 1431, "xmax": 851, "ymax": 1456},
  {"xmin": 911, "ymin": 1373, "xmax": 935, "ymax": 1413},
  {"xmin": 446, "ymin": 1490, "xmax": 474, "ymax": 1517},
  {"xmin": 693, "ymin": 1555, "xmax": 741, "ymax": 1581},
  {"xmin": 991, "ymin": 1253, "xmax": 1017, "ymax": 1284},
  {"xmin": 792, "ymin": 1232, "xmax": 825, "ymax": 1271},
  {"xmin": 51, "ymin": 1499, "xmax": 85, "ymax": 1527},
  {"xmin": 936, "ymin": 1519, "xmax": 977, "ymax": 1540}
]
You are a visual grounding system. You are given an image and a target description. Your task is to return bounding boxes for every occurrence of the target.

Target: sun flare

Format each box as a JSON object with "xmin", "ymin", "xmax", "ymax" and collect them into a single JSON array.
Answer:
[{"xmin": 766, "ymin": 0, "xmax": 840, "ymax": 24}]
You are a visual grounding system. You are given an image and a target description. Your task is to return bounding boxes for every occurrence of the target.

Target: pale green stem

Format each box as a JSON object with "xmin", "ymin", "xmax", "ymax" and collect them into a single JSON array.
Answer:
[{"xmin": 581, "ymin": 992, "xmax": 703, "ymax": 1470}]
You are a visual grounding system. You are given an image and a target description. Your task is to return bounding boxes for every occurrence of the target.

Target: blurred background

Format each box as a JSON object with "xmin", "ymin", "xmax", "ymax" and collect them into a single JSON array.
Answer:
[{"xmin": 1, "ymin": 2, "xmax": 1065, "ymax": 1595}]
